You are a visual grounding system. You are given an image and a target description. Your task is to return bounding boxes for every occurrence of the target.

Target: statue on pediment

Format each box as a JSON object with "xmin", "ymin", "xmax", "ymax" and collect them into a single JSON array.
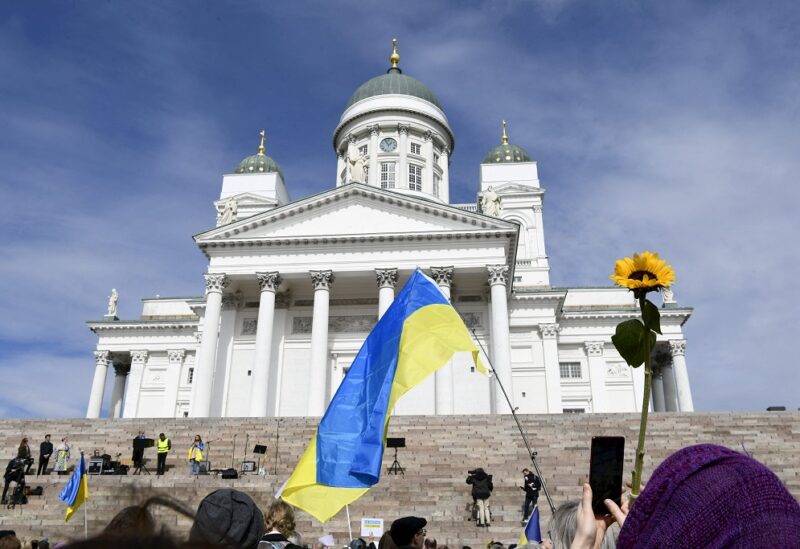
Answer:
[
  {"xmin": 347, "ymin": 144, "xmax": 368, "ymax": 183},
  {"xmin": 219, "ymin": 198, "xmax": 238, "ymax": 225},
  {"xmin": 106, "ymin": 288, "xmax": 118, "ymax": 317},
  {"xmin": 479, "ymin": 186, "xmax": 502, "ymax": 216}
]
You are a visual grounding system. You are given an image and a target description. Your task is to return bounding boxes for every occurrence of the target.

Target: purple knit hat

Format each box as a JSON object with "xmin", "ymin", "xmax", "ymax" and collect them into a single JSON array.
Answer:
[{"xmin": 618, "ymin": 444, "xmax": 800, "ymax": 548}]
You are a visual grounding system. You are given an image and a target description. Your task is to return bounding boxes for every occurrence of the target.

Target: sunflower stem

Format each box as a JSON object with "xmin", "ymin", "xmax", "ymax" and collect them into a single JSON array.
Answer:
[{"xmin": 630, "ymin": 295, "xmax": 653, "ymax": 505}]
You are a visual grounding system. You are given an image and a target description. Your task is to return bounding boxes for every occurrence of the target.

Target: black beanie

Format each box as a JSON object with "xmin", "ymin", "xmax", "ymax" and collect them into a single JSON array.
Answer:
[{"xmin": 189, "ymin": 489, "xmax": 265, "ymax": 549}]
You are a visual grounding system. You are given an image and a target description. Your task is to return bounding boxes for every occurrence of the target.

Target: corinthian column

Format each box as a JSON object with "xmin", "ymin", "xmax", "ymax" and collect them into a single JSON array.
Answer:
[
  {"xmin": 308, "ymin": 270, "xmax": 334, "ymax": 416},
  {"xmin": 670, "ymin": 340, "xmax": 694, "ymax": 411},
  {"xmin": 192, "ymin": 273, "xmax": 228, "ymax": 417},
  {"xmin": 488, "ymin": 265, "xmax": 513, "ymax": 414},
  {"xmin": 585, "ymin": 342, "xmax": 606, "ymax": 413},
  {"xmin": 369, "ymin": 125, "xmax": 380, "ymax": 187},
  {"xmin": 122, "ymin": 350, "xmax": 147, "ymax": 418},
  {"xmin": 250, "ymin": 272, "xmax": 282, "ymax": 417},
  {"xmin": 108, "ymin": 363, "xmax": 128, "ymax": 418},
  {"xmin": 540, "ymin": 324, "xmax": 563, "ymax": 413},
  {"xmin": 375, "ymin": 268, "xmax": 398, "ymax": 318},
  {"xmin": 430, "ymin": 266, "xmax": 455, "ymax": 414},
  {"xmin": 87, "ymin": 350, "xmax": 109, "ymax": 418}
]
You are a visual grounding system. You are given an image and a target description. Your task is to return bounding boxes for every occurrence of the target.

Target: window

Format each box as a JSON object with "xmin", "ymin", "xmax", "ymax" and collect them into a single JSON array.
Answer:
[
  {"xmin": 380, "ymin": 162, "xmax": 395, "ymax": 189},
  {"xmin": 433, "ymin": 153, "xmax": 440, "ymax": 165},
  {"xmin": 559, "ymin": 362, "xmax": 581, "ymax": 379},
  {"xmin": 358, "ymin": 144, "xmax": 368, "ymax": 156},
  {"xmin": 433, "ymin": 175, "xmax": 441, "ymax": 197},
  {"xmin": 408, "ymin": 164, "xmax": 422, "ymax": 191},
  {"xmin": 187, "ymin": 367, "xmax": 194, "ymax": 384},
  {"xmin": 410, "ymin": 142, "xmax": 421, "ymax": 155},
  {"xmin": 563, "ymin": 408, "xmax": 586, "ymax": 414}
]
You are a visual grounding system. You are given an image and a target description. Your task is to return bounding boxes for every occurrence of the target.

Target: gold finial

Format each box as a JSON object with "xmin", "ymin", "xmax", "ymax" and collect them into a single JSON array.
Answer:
[
  {"xmin": 390, "ymin": 38, "xmax": 400, "ymax": 68},
  {"xmin": 501, "ymin": 120, "xmax": 509, "ymax": 145},
  {"xmin": 257, "ymin": 130, "xmax": 266, "ymax": 155}
]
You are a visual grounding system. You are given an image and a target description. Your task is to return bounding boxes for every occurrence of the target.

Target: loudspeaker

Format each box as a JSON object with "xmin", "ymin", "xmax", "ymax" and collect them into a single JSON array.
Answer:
[
  {"xmin": 221, "ymin": 468, "xmax": 239, "ymax": 479},
  {"xmin": 88, "ymin": 458, "xmax": 104, "ymax": 475},
  {"xmin": 240, "ymin": 461, "xmax": 256, "ymax": 473}
]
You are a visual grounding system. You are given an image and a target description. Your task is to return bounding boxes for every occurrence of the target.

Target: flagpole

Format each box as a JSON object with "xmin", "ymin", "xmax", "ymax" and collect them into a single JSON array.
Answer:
[
  {"xmin": 345, "ymin": 504, "xmax": 353, "ymax": 541},
  {"xmin": 470, "ymin": 328, "xmax": 557, "ymax": 513},
  {"xmin": 84, "ymin": 501, "xmax": 88, "ymax": 539}
]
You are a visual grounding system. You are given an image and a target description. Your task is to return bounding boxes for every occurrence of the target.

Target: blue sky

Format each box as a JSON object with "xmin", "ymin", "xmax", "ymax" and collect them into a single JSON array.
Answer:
[{"xmin": 1, "ymin": 1, "xmax": 798, "ymax": 417}]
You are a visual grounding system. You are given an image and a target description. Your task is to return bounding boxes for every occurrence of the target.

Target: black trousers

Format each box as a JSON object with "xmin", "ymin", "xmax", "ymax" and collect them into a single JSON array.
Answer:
[
  {"xmin": 37, "ymin": 456, "xmax": 50, "ymax": 475},
  {"xmin": 157, "ymin": 452, "xmax": 167, "ymax": 475}
]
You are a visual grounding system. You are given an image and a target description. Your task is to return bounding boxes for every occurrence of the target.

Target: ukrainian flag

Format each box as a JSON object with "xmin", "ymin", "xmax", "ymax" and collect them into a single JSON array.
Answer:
[
  {"xmin": 58, "ymin": 453, "xmax": 88, "ymax": 522},
  {"xmin": 281, "ymin": 269, "xmax": 486, "ymax": 522},
  {"xmin": 518, "ymin": 504, "xmax": 542, "ymax": 545}
]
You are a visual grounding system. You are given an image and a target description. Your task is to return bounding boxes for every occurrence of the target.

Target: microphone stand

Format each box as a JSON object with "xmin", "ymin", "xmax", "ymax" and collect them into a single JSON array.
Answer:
[{"xmin": 471, "ymin": 328, "xmax": 556, "ymax": 513}]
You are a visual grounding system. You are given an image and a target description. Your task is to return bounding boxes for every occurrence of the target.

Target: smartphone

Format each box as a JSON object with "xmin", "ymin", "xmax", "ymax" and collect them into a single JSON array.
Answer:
[{"xmin": 589, "ymin": 436, "xmax": 625, "ymax": 515}]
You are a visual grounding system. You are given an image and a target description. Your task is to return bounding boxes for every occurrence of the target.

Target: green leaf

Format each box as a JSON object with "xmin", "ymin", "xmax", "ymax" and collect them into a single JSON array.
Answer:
[
  {"xmin": 612, "ymin": 319, "xmax": 649, "ymax": 368},
  {"xmin": 642, "ymin": 299, "xmax": 662, "ymax": 334}
]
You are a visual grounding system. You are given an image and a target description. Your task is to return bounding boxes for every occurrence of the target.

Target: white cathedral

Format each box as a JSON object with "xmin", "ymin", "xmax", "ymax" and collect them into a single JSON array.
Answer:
[{"xmin": 87, "ymin": 43, "xmax": 694, "ymax": 419}]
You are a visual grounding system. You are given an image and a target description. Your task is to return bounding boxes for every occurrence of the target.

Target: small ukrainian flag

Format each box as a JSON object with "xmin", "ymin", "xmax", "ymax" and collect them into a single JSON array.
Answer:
[
  {"xmin": 519, "ymin": 504, "xmax": 542, "ymax": 545},
  {"xmin": 58, "ymin": 453, "xmax": 88, "ymax": 522}
]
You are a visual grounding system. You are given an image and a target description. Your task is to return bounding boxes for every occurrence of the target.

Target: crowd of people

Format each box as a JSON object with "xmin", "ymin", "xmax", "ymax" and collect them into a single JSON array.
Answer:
[{"xmin": 2, "ymin": 443, "xmax": 799, "ymax": 548}]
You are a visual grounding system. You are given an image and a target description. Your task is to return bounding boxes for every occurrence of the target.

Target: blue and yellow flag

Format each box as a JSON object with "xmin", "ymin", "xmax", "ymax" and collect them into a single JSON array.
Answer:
[
  {"xmin": 519, "ymin": 504, "xmax": 542, "ymax": 545},
  {"xmin": 58, "ymin": 453, "xmax": 88, "ymax": 522},
  {"xmin": 280, "ymin": 269, "xmax": 485, "ymax": 522}
]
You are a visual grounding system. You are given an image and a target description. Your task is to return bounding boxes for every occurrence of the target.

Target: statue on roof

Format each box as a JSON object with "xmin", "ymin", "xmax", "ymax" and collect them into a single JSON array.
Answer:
[
  {"xmin": 106, "ymin": 288, "xmax": 118, "ymax": 317},
  {"xmin": 219, "ymin": 197, "xmax": 238, "ymax": 225},
  {"xmin": 346, "ymin": 142, "xmax": 368, "ymax": 183},
  {"xmin": 478, "ymin": 186, "xmax": 502, "ymax": 217}
]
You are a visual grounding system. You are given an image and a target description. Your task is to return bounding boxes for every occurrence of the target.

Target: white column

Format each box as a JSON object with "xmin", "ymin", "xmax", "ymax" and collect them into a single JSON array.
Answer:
[
  {"xmin": 192, "ymin": 273, "xmax": 228, "ymax": 417},
  {"xmin": 308, "ymin": 270, "xmax": 334, "ymax": 416},
  {"xmin": 488, "ymin": 265, "xmax": 514, "ymax": 414},
  {"xmin": 670, "ymin": 340, "xmax": 694, "ymax": 411},
  {"xmin": 122, "ymin": 350, "xmax": 147, "ymax": 418},
  {"xmin": 533, "ymin": 204, "xmax": 547, "ymax": 261},
  {"xmin": 336, "ymin": 152, "xmax": 345, "ymax": 186},
  {"xmin": 651, "ymin": 367, "xmax": 666, "ymax": 412},
  {"xmin": 165, "ymin": 350, "xmax": 185, "ymax": 418},
  {"xmin": 440, "ymin": 147, "xmax": 450, "ymax": 203},
  {"xmin": 585, "ymin": 342, "xmax": 606, "ymax": 413},
  {"xmin": 87, "ymin": 350, "xmax": 109, "ymax": 418},
  {"xmin": 661, "ymin": 359, "xmax": 679, "ymax": 412},
  {"xmin": 398, "ymin": 124, "xmax": 409, "ymax": 190},
  {"xmin": 369, "ymin": 125, "xmax": 380, "ymax": 187},
  {"xmin": 431, "ymin": 266, "xmax": 455, "ymax": 415},
  {"xmin": 423, "ymin": 131, "xmax": 434, "ymax": 194},
  {"xmin": 108, "ymin": 363, "xmax": 128, "ymax": 418},
  {"xmin": 375, "ymin": 268, "xmax": 398, "ymax": 319},
  {"xmin": 250, "ymin": 272, "xmax": 282, "ymax": 417},
  {"xmin": 539, "ymin": 324, "xmax": 563, "ymax": 413}
]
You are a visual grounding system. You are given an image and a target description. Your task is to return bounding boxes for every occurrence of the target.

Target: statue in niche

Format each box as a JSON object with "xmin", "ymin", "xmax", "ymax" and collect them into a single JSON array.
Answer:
[
  {"xmin": 478, "ymin": 185, "xmax": 502, "ymax": 216},
  {"xmin": 219, "ymin": 198, "xmax": 238, "ymax": 225},
  {"xmin": 106, "ymin": 288, "xmax": 118, "ymax": 317}
]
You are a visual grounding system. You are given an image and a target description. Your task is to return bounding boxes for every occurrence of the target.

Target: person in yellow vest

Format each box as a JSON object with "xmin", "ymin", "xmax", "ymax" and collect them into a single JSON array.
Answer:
[
  {"xmin": 156, "ymin": 433, "xmax": 171, "ymax": 475},
  {"xmin": 188, "ymin": 434, "xmax": 204, "ymax": 477}
]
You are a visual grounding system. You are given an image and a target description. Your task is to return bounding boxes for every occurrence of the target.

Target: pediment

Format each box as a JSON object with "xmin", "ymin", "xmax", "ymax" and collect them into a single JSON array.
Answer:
[
  {"xmin": 196, "ymin": 184, "xmax": 518, "ymax": 243},
  {"xmin": 214, "ymin": 192, "xmax": 276, "ymax": 208},
  {"xmin": 494, "ymin": 182, "xmax": 544, "ymax": 195}
]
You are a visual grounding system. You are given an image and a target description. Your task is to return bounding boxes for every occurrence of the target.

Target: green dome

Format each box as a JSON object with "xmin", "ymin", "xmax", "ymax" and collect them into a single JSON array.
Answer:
[
  {"xmin": 234, "ymin": 153, "xmax": 283, "ymax": 177},
  {"xmin": 345, "ymin": 69, "xmax": 442, "ymax": 110},
  {"xmin": 483, "ymin": 143, "xmax": 532, "ymax": 164}
]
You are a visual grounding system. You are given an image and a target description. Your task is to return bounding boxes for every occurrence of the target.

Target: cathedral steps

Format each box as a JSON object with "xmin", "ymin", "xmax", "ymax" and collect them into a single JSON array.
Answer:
[{"xmin": 1, "ymin": 412, "xmax": 798, "ymax": 545}]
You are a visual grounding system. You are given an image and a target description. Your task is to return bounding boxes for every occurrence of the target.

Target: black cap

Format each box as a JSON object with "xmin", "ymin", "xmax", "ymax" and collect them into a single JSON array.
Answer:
[
  {"xmin": 390, "ymin": 516, "xmax": 427, "ymax": 546},
  {"xmin": 189, "ymin": 489, "xmax": 265, "ymax": 549}
]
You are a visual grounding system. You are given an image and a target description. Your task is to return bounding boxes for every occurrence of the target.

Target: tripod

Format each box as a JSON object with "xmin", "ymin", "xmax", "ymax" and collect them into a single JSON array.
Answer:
[{"xmin": 387, "ymin": 446, "xmax": 405, "ymax": 476}]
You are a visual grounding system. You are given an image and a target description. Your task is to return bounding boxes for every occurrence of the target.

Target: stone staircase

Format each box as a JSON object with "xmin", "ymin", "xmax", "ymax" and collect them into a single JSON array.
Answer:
[{"xmin": 1, "ymin": 412, "xmax": 798, "ymax": 546}]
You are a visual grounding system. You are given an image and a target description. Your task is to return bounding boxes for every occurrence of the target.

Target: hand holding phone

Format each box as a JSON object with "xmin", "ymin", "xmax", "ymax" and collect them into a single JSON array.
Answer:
[{"xmin": 589, "ymin": 436, "xmax": 625, "ymax": 515}]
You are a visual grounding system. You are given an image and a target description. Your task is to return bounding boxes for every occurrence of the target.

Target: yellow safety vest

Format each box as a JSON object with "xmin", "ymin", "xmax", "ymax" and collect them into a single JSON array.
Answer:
[{"xmin": 157, "ymin": 438, "xmax": 170, "ymax": 453}]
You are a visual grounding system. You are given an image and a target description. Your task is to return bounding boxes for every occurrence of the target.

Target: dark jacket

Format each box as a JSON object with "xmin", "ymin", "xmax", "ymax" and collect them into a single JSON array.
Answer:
[
  {"xmin": 17, "ymin": 444, "xmax": 31, "ymax": 460},
  {"xmin": 258, "ymin": 532, "xmax": 304, "ymax": 549},
  {"xmin": 40, "ymin": 441, "xmax": 53, "ymax": 459},
  {"xmin": 523, "ymin": 471, "xmax": 541, "ymax": 496},
  {"xmin": 466, "ymin": 468, "xmax": 493, "ymax": 499}
]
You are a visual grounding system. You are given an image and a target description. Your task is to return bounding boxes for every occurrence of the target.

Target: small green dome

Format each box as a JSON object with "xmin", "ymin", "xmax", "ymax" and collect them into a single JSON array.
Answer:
[
  {"xmin": 345, "ymin": 68, "xmax": 442, "ymax": 110},
  {"xmin": 483, "ymin": 143, "xmax": 532, "ymax": 164},
  {"xmin": 234, "ymin": 153, "xmax": 282, "ymax": 176}
]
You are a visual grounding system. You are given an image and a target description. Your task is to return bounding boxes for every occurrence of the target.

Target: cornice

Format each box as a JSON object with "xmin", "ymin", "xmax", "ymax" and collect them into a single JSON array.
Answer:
[
  {"xmin": 87, "ymin": 320, "xmax": 199, "ymax": 333},
  {"xmin": 333, "ymin": 106, "xmax": 455, "ymax": 152},
  {"xmin": 559, "ymin": 308, "xmax": 693, "ymax": 321}
]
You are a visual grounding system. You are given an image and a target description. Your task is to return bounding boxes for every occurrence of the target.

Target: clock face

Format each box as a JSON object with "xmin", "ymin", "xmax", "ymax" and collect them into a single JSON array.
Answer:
[{"xmin": 380, "ymin": 138, "xmax": 398, "ymax": 152}]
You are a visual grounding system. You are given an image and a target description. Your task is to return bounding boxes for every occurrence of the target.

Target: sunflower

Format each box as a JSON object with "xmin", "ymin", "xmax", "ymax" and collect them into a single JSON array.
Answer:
[{"xmin": 610, "ymin": 251, "xmax": 675, "ymax": 294}]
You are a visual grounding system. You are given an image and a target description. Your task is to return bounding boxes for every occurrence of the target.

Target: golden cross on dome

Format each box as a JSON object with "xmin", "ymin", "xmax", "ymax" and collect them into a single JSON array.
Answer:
[
  {"xmin": 390, "ymin": 38, "xmax": 400, "ymax": 68},
  {"xmin": 258, "ymin": 130, "xmax": 266, "ymax": 155},
  {"xmin": 501, "ymin": 120, "xmax": 509, "ymax": 145}
]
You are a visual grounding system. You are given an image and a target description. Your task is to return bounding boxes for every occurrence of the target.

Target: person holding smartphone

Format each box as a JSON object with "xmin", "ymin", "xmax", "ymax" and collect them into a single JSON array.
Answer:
[{"xmin": 520, "ymin": 467, "xmax": 541, "ymax": 523}]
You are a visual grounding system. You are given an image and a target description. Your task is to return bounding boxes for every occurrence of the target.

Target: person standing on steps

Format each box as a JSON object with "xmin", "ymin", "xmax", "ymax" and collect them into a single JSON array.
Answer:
[
  {"xmin": 466, "ymin": 468, "xmax": 494, "ymax": 527},
  {"xmin": 188, "ymin": 435, "xmax": 204, "ymax": 477},
  {"xmin": 156, "ymin": 433, "xmax": 171, "ymax": 475},
  {"xmin": 520, "ymin": 467, "xmax": 542, "ymax": 522},
  {"xmin": 37, "ymin": 435, "xmax": 53, "ymax": 476}
]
